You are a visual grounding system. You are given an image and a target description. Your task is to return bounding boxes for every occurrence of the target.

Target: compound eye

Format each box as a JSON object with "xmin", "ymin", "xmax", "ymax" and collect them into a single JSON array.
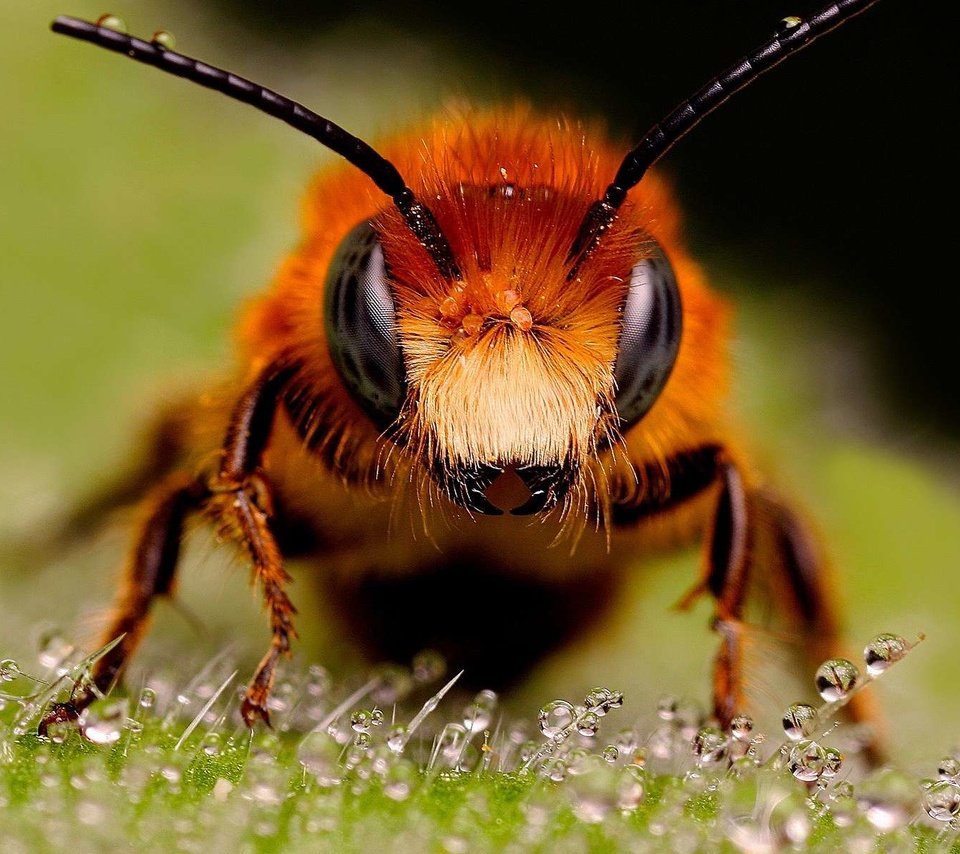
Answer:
[
  {"xmin": 324, "ymin": 221, "xmax": 405, "ymax": 428},
  {"xmin": 613, "ymin": 246, "xmax": 682, "ymax": 429}
]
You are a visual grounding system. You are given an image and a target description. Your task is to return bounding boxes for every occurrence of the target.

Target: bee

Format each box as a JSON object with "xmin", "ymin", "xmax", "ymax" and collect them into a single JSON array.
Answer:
[{"xmin": 42, "ymin": 2, "xmax": 883, "ymax": 744}]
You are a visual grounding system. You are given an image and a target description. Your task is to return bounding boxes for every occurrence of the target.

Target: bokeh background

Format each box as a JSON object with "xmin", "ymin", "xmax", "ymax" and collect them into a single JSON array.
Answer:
[{"xmin": 1, "ymin": 0, "xmax": 956, "ymax": 767}]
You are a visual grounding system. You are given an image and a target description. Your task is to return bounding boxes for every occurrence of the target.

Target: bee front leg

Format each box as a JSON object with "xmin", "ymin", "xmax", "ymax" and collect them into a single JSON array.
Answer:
[
  {"xmin": 701, "ymin": 459, "xmax": 753, "ymax": 727},
  {"xmin": 40, "ymin": 471, "xmax": 207, "ymax": 734},
  {"xmin": 205, "ymin": 357, "xmax": 301, "ymax": 727}
]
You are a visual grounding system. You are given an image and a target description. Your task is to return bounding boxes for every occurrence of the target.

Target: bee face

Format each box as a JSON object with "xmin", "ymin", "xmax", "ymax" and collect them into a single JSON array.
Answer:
[{"xmin": 322, "ymin": 177, "xmax": 684, "ymax": 515}]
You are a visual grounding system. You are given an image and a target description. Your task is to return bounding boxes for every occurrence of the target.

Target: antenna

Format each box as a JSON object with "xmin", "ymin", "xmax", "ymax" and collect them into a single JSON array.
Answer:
[
  {"xmin": 50, "ymin": 15, "xmax": 462, "ymax": 280},
  {"xmin": 569, "ymin": 0, "xmax": 881, "ymax": 271}
]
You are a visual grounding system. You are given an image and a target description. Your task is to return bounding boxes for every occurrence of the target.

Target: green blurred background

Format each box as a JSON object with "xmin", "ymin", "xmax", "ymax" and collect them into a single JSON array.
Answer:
[{"xmin": 1, "ymin": 0, "xmax": 956, "ymax": 767}]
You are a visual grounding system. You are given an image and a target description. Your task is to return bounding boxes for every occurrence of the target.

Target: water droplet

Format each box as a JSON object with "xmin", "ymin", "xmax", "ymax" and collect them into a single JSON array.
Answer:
[
  {"xmin": 383, "ymin": 759, "xmax": 417, "ymax": 801},
  {"xmin": 656, "ymin": 695, "xmax": 678, "ymax": 721},
  {"xmin": 540, "ymin": 757, "xmax": 567, "ymax": 782},
  {"xmin": 729, "ymin": 713, "xmax": 754, "ymax": 741},
  {"xmin": 96, "ymin": 14, "xmax": 127, "ymax": 33},
  {"xmin": 584, "ymin": 687, "xmax": 622, "ymax": 715},
  {"xmin": 386, "ymin": 724, "xmax": 408, "ymax": 754},
  {"xmin": 370, "ymin": 664, "xmax": 410, "ymax": 705},
  {"xmin": 83, "ymin": 715, "xmax": 122, "ymax": 745},
  {"xmin": 150, "ymin": 30, "xmax": 175, "ymax": 50},
  {"xmin": 856, "ymin": 769, "xmax": 918, "ymax": 831},
  {"xmin": 353, "ymin": 732, "xmax": 370, "ymax": 750},
  {"xmin": 538, "ymin": 700, "xmax": 576, "ymax": 739},
  {"xmin": 0, "ymin": 659, "xmax": 21, "ymax": 682},
  {"xmin": 412, "ymin": 649, "xmax": 446, "ymax": 684},
  {"xmin": 863, "ymin": 633, "xmax": 907, "ymax": 676},
  {"xmin": 297, "ymin": 731, "xmax": 342, "ymax": 787},
  {"xmin": 351, "ymin": 709, "xmax": 373, "ymax": 733},
  {"xmin": 602, "ymin": 745, "xmax": 619, "ymax": 764},
  {"xmin": 568, "ymin": 764, "xmax": 618, "ymax": 823},
  {"xmin": 821, "ymin": 746, "xmax": 843, "ymax": 778},
  {"xmin": 788, "ymin": 739, "xmax": 826, "ymax": 782},
  {"xmin": 938, "ymin": 756, "xmax": 960, "ymax": 780},
  {"xmin": 138, "ymin": 687, "xmax": 157, "ymax": 710},
  {"xmin": 617, "ymin": 765, "xmax": 645, "ymax": 811},
  {"xmin": 814, "ymin": 658, "xmax": 859, "ymax": 702},
  {"xmin": 782, "ymin": 703, "xmax": 818, "ymax": 740},
  {"xmin": 306, "ymin": 663, "xmax": 332, "ymax": 698},
  {"xmin": 923, "ymin": 780, "xmax": 960, "ymax": 821},
  {"xmin": 577, "ymin": 711, "xmax": 600, "ymax": 738},
  {"xmin": 201, "ymin": 732, "xmax": 221, "ymax": 756},
  {"xmin": 44, "ymin": 719, "xmax": 73, "ymax": 745},
  {"xmin": 77, "ymin": 800, "xmax": 105, "ymax": 826},
  {"xmin": 463, "ymin": 689, "xmax": 497, "ymax": 733},
  {"xmin": 615, "ymin": 728, "xmax": 639, "ymax": 756},
  {"xmin": 693, "ymin": 726, "xmax": 727, "ymax": 767},
  {"xmin": 37, "ymin": 628, "xmax": 72, "ymax": 670}
]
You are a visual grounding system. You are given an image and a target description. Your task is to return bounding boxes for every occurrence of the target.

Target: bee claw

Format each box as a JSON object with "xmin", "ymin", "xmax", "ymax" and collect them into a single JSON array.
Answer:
[{"xmin": 241, "ymin": 695, "xmax": 272, "ymax": 728}]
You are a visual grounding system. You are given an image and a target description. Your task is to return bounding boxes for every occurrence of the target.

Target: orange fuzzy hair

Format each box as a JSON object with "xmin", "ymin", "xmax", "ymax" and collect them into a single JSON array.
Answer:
[{"xmin": 240, "ymin": 105, "xmax": 731, "ymax": 519}]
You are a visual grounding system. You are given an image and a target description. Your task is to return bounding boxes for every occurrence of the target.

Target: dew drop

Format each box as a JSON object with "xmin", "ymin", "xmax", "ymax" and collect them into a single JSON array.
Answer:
[
  {"xmin": 863, "ymin": 633, "xmax": 908, "ymax": 676},
  {"xmin": 150, "ymin": 30, "xmax": 176, "ymax": 50},
  {"xmin": 370, "ymin": 664, "xmax": 411, "ymax": 705},
  {"xmin": 617, "ymin": 765, "xmax": 645, "ymax": 811},
  {"xmin": 729, "ymin": 713, "xmax": 754, "ymax": 741},
  {"xmin": 814, "ymin": 658, "xmax": 859, "ymax": 702},
  {"xmin": 83, "ymin": 714, "xmax": 123, "ymax": 745},
  {"xmin": 44, "ymin": 719, "xmax": 72, "ymax": 745},
  {"xmin": 386, "ymin": 724, "xmax": 408, "ymax": 754},
  {"xmin": 788, "ymin": 739, "xmax": 826, "ymax": 782},
  {"xmin": 201, "ymin": 732, "xmax": 221, "ymax": 756},
  {"xmin": 0, "ymin": 659, "xmax": 21, "ymax": 682},
  {"xmin": 540, "ymin": 757, "xmax": 567, "ymax": 782},
  {"xmin": 692, "ymin": 726, "xmax": 727, "ymax": 767},
  {"xmin": 656, "ymin": 695, "xmax": 677, "ymax": 721},
  {"xmin": 938, "ymin": 756, "xmax": 960, "ymax": 780},
  {"xmin": 96, "ymin": 14, "xmax": 127, "ymax": 33},
  {"xmin": 412, "ymin": 649, "xmax": 446, "ymax": 684},
  {"xmin": 782, "ymin": 703, "xmax": 818, "ymax": 741},
  {"xmin": 538, "ymin": 700, "xmax": 576, "ymax": 739},
  {"xmin": 856, "ymin": 768, "xmax": 918, "ymax": 831},
  {"xmin": 138, "ymin": 687, "xmax": 157, "ymax": 711},
  {"xmin": 306, "ymin": 663, "xmax": 332, "ymax": 698},
  {"xmin": 37, "ymin": 628, "xmax": 72, "ymax": 670},
  {"xmin": 615, "ymin": 728, "xmax": 639, "ymax": 756},
  {"xmin": 602, "ymin": 745, "xmax": 619, "ymax": 764},
  {"xmin": 821, "ymin": 746, "xmax": 843, "ymax": 779},
  {"xmin": 577, "ymin": 711, "xmax": 600, "ymax": 738},
  {"xmin": 568, "ymin": 764, "xmax": 618, "ymax": 824},
  {"xmin": 297, "ymin": 731, "xmax": 342, "ymax": 787},
  {"xmin": 350, "ymin": 709, "xmax": 373, "ymax": 733},
  {"xmin": 383, "ymin": 759, "xmax": 417, "ymax": 801},
  {"xmin": 923, "ymin": 780, "xmax": 960, "ymax": 822},
  {"xmin": 463, "ymin": 689, "xmax": 497, "ymax": 733}
]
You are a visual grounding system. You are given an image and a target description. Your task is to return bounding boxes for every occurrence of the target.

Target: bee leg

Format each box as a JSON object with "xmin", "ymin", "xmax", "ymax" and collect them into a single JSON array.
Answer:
[
  {"xmin": 755, "ymin": 490, "xmax": 885, "ymax": 763},
  {"xmin": 702, "ymin": 459, "xmax": 753, "ymax": 728},
  {"xmin": 204, "ymin": 357, "xmax": 301, "ymax": 727},
  {"xmin": 39, "ymin": 471, "xmax": 206, "ymax": 734}
]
